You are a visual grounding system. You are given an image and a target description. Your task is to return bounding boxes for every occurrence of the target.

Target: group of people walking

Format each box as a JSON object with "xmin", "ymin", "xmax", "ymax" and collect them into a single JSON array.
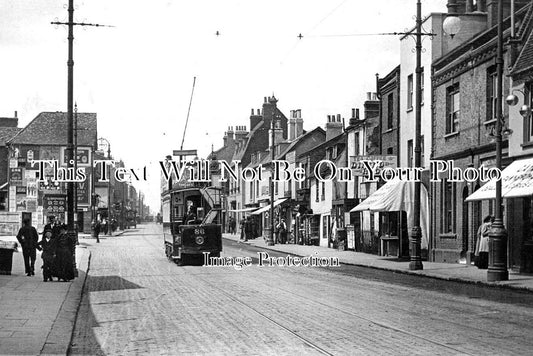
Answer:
[
  {"xmin": 16, "ymin": 216, "xmax": 75, "ymax": 282},
  {"xmin": 233, "ymin": 216, "xmax": 288, "ymax": 244}
]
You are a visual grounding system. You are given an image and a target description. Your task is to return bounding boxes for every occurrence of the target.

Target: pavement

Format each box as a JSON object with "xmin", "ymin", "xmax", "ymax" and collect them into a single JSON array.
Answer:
[
  {"xmin": 223, "ymin": 232, "xmax": 533, "ymax": 293},
  {"xmin": 0, "ymin": 229, "xmax": 125, "ymax": 356}
]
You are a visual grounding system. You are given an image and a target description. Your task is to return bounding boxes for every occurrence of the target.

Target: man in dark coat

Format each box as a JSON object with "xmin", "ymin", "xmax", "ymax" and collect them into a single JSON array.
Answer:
[
  {"xmin": 16, "ymin": 218, "xmax": 39, "ymax": 276},
  {"xmin": 43, "ymin": 216, "xmax": 59, "ymax": 239},
  {"xmin": 92, "ymin": 219, "xmax": 101, "ymax": 243}
]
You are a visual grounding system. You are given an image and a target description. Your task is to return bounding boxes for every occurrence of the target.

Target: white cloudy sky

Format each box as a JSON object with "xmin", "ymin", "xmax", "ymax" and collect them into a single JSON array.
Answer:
[{"xmin": 0, "ymin": 0, "xmax": 447, "ymax": 211}]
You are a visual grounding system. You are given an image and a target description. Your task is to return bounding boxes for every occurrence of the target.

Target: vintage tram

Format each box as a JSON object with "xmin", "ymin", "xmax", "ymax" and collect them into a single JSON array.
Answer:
[{"xmin": 162, "ymin": 184, "xmax": 223, "ymax": 265}]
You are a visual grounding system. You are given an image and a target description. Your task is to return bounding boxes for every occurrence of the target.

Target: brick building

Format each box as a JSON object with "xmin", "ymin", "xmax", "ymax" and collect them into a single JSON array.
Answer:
[
  {"xmin": 431, "ymin": 1, "xmax": 533, "ymax": 265},
  {"xmin": 0, "ymin": 113, "xmax": 20, "ymax": 215},
  {"xmin": 5, "ymin": 112, "xmax": 97, "ymax": 233},
  {"xmin": 377, "ymin": 66, "xmax": 401, "ymax": 161}
]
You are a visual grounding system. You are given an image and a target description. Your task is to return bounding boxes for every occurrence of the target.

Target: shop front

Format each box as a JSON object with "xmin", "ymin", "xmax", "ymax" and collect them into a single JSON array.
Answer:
[
  {"xmin": 351, "ymin": 179, "xmax": 429, "ymax": 258},
  {"xmin": 466, "ymin": 158, "xmax": 533, "ymax": 272}
]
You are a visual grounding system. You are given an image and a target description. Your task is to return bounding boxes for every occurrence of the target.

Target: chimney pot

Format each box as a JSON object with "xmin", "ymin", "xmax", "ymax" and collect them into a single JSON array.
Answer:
[
  {"xmin": 337, "ymin": 114, "xmax": 341, "ymax": 121},
  {"xmin": 14, "ymin": 111, "xmax": 17, "ymax": 118},
  {"xmin": 264, "ymin": 97, "xmax": 267, "ymax": 103},
  {"xmin": 367, "ymin": 92, "xmax": 372, "ymax": 100},
  {"xmin": 356, "ymin": 108, "xmax": 360, "ymax": 119},
  {"xmin": 251, "ymin": 109, "xmax": 254, "ymax": 115}
]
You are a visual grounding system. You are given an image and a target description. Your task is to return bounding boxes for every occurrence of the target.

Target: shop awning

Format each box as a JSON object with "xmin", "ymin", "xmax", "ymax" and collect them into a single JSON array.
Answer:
[
  {"xmin": 350, "ymin": 179, "xmax": 429, "ymax": 249},
  {"xmin": 227, "ymin": 207, "xmax": 259, "ymax": 213},
  {"xmin": 251, "ymin": 198, "xmax": 288, "ymax": 215},
  {"xmin": 466, "ymin": 158, "xmax": 533, "ymax": 201}
]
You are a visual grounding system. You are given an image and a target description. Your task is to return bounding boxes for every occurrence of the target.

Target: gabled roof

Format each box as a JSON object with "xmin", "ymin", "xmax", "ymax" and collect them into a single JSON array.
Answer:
[
  {"xmin": 511, "ymin": 3, "xmax": 533, "ymax": 77},
  {"xmin": 0, "ymin": 127, "xmax": 21, "ymax": 146},
  {"xmin": 233, "ymin": 121, "xmax": 264, "ymax": 162},
  {"xmin": 298, "ymin": 132, "xmax": 345, "ymax": 159},
  {"xmin": 7, "ymin": 112, "xmax": 97, "ymax": 146}
]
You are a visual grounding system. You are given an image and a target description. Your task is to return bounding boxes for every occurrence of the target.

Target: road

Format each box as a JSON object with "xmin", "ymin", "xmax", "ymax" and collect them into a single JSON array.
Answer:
[{"xmin": 70, "ymin": 224, "xmax": 533, "ymax": 355}]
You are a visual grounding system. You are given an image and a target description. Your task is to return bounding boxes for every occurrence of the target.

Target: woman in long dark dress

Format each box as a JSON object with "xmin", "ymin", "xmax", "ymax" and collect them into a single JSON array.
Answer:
[{"xmin": 54, "ymin": 224, "xmax": 75, "ymax": 281}]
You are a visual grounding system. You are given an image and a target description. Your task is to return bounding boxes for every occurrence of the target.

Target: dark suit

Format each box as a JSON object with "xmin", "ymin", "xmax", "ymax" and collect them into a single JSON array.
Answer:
[{"xmin": 16, "ymin": 225, "xmax": 39, "ymax": 275}]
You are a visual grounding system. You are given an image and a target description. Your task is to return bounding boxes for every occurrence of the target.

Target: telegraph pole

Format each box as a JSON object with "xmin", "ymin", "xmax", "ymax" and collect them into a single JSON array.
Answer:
[
  {"xmin": 266, "ymin": 96, "xmax": 278, "ymax": 246},
  {"xmin": 52, "ymin": 1, "xmax": 112, "ymax": 274},
  {"xmin": 409, "ymin": 0, "xmax": 424, "ymax": 270}
]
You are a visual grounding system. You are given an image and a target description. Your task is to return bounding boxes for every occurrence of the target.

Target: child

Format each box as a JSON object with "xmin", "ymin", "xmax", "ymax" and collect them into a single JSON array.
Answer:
[{"xmin": 38, "ymin": 228, "xmax": 56, "ymax": 282}]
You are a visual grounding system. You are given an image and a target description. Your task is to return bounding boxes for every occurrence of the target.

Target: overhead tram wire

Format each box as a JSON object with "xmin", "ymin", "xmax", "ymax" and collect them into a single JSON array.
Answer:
[
  {"xmin": 279, "ymin": 0, "xmax": 350, "ymax": 65},
  {"xmin": 180, "ymin": 76, "xmax": 197, "ymax": 151}
]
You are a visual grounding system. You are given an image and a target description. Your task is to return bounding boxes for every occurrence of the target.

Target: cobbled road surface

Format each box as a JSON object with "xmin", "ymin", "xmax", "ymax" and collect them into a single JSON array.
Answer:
[{"xmin": 69, "ymin": 224, "xmax": 533, "ymax": 355}]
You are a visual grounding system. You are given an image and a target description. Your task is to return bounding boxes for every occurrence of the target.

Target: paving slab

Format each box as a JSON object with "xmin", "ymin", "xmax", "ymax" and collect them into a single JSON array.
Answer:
[{"xmin": 0, "ymin": 241, "xmax": 91, "ymax": 356}]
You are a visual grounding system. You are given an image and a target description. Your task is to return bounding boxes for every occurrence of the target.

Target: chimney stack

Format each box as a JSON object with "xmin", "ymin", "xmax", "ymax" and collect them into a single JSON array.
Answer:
[{"xmin": 326, "ymin": 114, "xmax": 343, "ymax": 141}]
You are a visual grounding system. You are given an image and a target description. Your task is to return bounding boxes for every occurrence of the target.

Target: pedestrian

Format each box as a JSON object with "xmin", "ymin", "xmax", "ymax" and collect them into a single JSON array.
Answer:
[
  {"xmin": 16, "ymin": 218, "xmax": 39, "ymax": 276},
  {"xmin": 102, "ymin": 218, "xmax": 109, "ymax": 235},
  {"xmin": 244, "ymin": 217, "xmax": 252, "ymax": 242},
  {"xmin": 54, "ymin": 224, "xmax": 75, "ymax": 282},
  {"xmin": 92, "ymin": 219, "xmax": 101, "ymax": 243},
  {"xmin": 38, "ymin": 227, "xmax": 56, "ymax": 282},
  {"xmin": 43, "ymin": 216, "xmax": 59, "ymax": 239},
  {"xmin": 475, "ymin": 215, "xmax": 492, "ymax": 269},
  {"xmin": 240, "ymin": 219, "xmax": 245, "ymax": 241},
  {"xmin": 229, "ymin": 217, "xmax": 236, "ymax": 234},
  {"xmin": 278, "ymin": 219, "xmax": 288, "ymax": 244}
]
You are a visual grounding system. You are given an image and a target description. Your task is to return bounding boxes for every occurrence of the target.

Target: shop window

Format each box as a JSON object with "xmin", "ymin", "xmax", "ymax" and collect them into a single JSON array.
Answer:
[
  {"xmin": 387, "ymin": 94, "xmax": 394, "ymax": 129},
  {"xmin": 441, "ymin": 179, "xmax": 456, "ymax": 233},
  {"xmin": 407, "ymin": 139, "xmax": 413, "ymax": 167},
  {"xmin": 487, "ymin": 67, "xmax": 498, "ymax": 122},
  {"xmin": 446, "ymin": 83, "xmax": 460, "ymax": 134},
  {"xmin": 525, "ymin": 198, "xmax": 533, "ymax": 241},
  {"xmin": 407, "ymin": 74, "xmax": 413, "ymax": 110},
  {"xmin": 524, "ymin": 82, "xmax": 533, "ymax": 143},
  {"xmin": 0, "ymin": 192, "xmax": 6, "ymax": 211}
]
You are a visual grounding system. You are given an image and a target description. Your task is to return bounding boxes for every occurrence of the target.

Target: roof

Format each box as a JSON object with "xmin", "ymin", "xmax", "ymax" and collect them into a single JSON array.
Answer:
[
  {"xmin": 233, "ymin": 121, "xmax": 264, "ymax": 162},
  {"xmin": 511, "ymin": 4, "xmax": 533, "ymax": 77},
  {"xmin": 0, "ymin": 127, "xmax": 21, "ymax": 146},
  {"xmin": 7, "ymin": 112, "xmax": 97, "ymax": 146},
  {"xmin": 299, "ymin": 132, "xmax": 345, "ymax": 159}
]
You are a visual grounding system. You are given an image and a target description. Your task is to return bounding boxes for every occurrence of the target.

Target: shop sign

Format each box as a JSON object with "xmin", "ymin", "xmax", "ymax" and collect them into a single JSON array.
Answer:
[
  {"xmin": 61, "ymin": 147, "xmax": 91, "ymax": 166},
  {"xmin": 350, "ymin": 155, "xmax": 397, "ymax": 177},
  {"xmin": 76, "ymin": 173, "xmax": 90, "ymax": 206},
  {"xmin": 43, "ymin": 194, "xmax": 67, "ymax": 215},
  {"xmin": 9, "ymin": 168, "xmax": 23, "ymax": 185}
]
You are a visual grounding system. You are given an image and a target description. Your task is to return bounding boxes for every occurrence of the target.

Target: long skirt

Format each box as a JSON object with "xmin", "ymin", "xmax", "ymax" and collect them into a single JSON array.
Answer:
[
  {"xmin": 477, "ymin": 252, "xmax": 489, "ymax": 269},
  {"xmin": 55, "ymin": 248, "xmax": 74, "ymax": 281}
]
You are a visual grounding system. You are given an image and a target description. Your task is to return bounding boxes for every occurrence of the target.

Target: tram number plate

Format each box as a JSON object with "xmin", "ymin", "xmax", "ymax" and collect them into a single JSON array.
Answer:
[{"xmin": 194, "ymin": 228, "xmax": 205, "ymax": 235}]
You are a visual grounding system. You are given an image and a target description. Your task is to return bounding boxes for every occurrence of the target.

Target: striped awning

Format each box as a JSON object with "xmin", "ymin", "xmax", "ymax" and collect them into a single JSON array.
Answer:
[{"xmin": 251, "ymin": 198, "xmax": 288, "ymax": 215}]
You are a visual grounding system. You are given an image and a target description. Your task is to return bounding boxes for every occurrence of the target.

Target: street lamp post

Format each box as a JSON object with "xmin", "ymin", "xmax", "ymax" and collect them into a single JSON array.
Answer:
[{"xmin": 488, "ymin": 0, "xmax": 509, "ymax": 282}]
